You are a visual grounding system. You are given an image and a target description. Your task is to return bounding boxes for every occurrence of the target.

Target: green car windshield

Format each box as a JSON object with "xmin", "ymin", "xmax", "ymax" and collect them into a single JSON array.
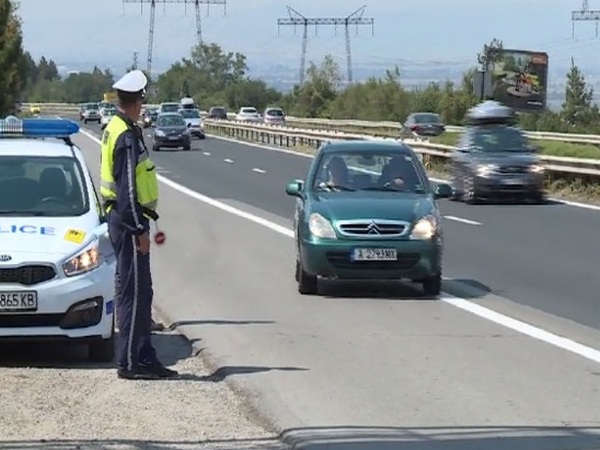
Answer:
[{"xmin": 312, "ymin": 151, "xmax": 430, "ymax": 193}]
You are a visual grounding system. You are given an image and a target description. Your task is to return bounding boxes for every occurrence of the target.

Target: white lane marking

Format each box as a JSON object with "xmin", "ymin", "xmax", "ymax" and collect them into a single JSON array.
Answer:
[
  {"xmin": 203, "ymin": 151, "xmax": 211, "ymax": 156},
  {"xmin": 208, "ymin": 134, "xmax": 600, "ymax": 213},
  {"xmin": 252, "ymin": 168, "xmax": 266, "ymax": 174},
  {"xmin": 443, "ymin": 215, "xmax": 481, "ymax": 225},
  {"xmin": 80, "ymin": 129, "xmax": 600, "ymax": 365},
  {"xmin": 224, "ymin": 158, "xmax": 234, "ymax": 163},
  {"xmin": 444, "ymin": 295, "xmax": 600, "ymax": 364}
]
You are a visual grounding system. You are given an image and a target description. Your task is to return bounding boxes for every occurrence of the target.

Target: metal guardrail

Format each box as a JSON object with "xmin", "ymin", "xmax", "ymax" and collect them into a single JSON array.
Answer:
[
  {"xmin": 20, "ymin": 103, "xmax": 600, "ymax": 146},
  {"xmin": 201, "ymin": 119, "xmax": 600, "ymax": 178}
]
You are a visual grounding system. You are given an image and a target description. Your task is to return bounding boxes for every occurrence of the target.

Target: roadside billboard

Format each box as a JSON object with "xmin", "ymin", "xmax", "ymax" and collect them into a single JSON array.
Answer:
[{"xmin": 487, "ymin": 49, "xmax": 548, "ymax": 112}]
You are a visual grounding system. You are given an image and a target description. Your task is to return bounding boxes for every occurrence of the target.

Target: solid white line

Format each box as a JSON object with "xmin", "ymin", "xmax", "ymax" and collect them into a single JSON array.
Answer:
[
  {"xmin": 224, "ymin": 158, "xmax": 234, "ymax": 163},
  {"xmin": 252, "ymin": 168, "xmax": 266, "ymax": 174},
  {"xmin": 79, "ymin": 129, "xmax": 600, "ymax": 365},
  {"xmin": 207, "ymin": 133, "xmax": 600, "ymax": 213},
  {"xmin": 443, "ymin": 215, "xmax": 481, "ymax": 225}
]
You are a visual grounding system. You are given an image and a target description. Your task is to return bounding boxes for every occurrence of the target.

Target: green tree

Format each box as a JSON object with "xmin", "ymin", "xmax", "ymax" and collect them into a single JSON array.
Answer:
[
  {"xmin": 0, "ymin": 0, "xmax": 26, "ymax": 115},
  {"xmin": 477, "ymin": 38, "xmax": 503, "ymax": 69},
  {"xmin": 291, "ymin": 54, "xmax": 342, "ymax": 117},
  {"xmin": 561, "ymin": 57, "xmax": 599, "ymax": 128}
]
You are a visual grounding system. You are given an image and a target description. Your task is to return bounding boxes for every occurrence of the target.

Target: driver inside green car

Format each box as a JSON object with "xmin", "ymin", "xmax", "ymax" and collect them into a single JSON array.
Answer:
[{"xmin": 378, "ymin": 156, "xmax": 409, "ymax": 188}]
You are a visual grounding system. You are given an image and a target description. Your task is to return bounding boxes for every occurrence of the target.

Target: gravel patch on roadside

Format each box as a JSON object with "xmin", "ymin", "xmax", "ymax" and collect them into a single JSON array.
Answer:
[{"xmin": 0, "ymin": 329, "xmax": 288, "ymax": 450}]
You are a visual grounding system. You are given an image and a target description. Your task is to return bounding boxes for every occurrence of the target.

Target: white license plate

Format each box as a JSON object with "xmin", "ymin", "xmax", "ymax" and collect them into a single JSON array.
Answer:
[
  {"xmin": 168, "ymin": 136, "xmax": 179, "ymax": 140},
  {"xmin": 352, "ymin": 248, "xmax": 397, "ymax": 261},
  {"xmin": 502, "ymin": 178, "xmax": 524, "ymax": 185},
  {"xmin": 0, "ymin": 291, "xmax": 38, "ymax": 312}
]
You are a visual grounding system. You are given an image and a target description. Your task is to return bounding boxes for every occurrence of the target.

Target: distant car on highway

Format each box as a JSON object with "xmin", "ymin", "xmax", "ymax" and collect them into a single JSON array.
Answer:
[
  {"xmin": 403, "ymin": 112, "xmax": 445, "ymax": 138},
  {"xmin": 141, "ymin": 108, "xmax": 158, "ymax": 128},
  {"xmin": 158, "ymin": 102, "xmax": 180, "ymax": 114},
  {"xmin": 179, "ymin": 109, "xmax": 205, "ymax": 139},
  {"xmin": 29, "ymin": 104, "xmax": 41, "ymax": 115},
  {"xmin": 263, "ymin": 107, "xmax": 286, "ymax": 125},
  {"xmin": 236, "ymin": 107, "xmax": 261, "ymax": 122},
  {"xmin": 285, "ymin": 139, "xmax": 452, "ymax": 296},
  {"xmin": 207, "ymin": 106, "xmax": 227, "ymax": 119},
  {"xmin": 152, "ymin": 113, "xmax": 191, "ymax": 151},
  {"xmin": 449, "ymin": 100, "xmax": 545, "ymax": 204},
  {"xmin": 80, "ymin": 103, "xmax": 100, "ymax": 124},
  {"xmin": 0, "ymin": 115, "xmax": 116, "ymax": 362},
  {"xmin": 100, "ymin": 108, "xmax": 117, "ymax": 130}
]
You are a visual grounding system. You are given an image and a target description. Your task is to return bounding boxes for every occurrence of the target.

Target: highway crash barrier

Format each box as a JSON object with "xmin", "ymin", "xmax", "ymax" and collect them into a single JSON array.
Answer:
[
  {"xmin": 201, "ymin": 118, "xmax": 600, "ymax": 179},
  {"xmin": 22, "ymin": 103, "xmax": 600, "ymax": 147}
]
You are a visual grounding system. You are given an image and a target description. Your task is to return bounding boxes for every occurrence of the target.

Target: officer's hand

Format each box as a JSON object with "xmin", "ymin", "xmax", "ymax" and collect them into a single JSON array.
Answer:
[{"xmin": 137, "ymin": 232, "xmax": 151, "ymax": 254}]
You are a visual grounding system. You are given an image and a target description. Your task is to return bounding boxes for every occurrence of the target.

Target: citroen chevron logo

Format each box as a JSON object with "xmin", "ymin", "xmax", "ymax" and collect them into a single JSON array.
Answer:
[{"xmin": 367, "ymin": 222, "xmax": 380, "ymax": 234}]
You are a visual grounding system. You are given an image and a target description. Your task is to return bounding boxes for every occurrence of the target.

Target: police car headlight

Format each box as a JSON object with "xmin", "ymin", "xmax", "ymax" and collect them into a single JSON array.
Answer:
[{"xmin": 63, "ymin": 241, "xmax": 100, "ymax": 277}]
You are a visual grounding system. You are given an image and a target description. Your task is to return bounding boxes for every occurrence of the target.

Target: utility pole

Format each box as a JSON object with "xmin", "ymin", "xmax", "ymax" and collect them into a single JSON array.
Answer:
[
  {"xmin": 277, "ymin": 5, "xmax": 374, "ymax": 85},
  {"xmin": 132, "ymin": 51, "xmax": 139, "ymax": 69},
  {"xmin": 572, "ymin": 0, "xmax": 600, "ymax": 37},
  {"xmin": 122, "ymin": 0, "xmax": 226, "ymax": 77}
]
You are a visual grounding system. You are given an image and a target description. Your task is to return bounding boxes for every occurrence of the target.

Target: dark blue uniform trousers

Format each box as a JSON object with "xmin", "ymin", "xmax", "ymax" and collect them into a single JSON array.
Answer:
[{"xmin": 109, "ymin": 215, "xmax": 158, "ymax": 371}]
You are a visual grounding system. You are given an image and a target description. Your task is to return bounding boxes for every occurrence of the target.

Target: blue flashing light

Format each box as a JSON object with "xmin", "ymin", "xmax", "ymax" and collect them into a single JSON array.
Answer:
[{"xmin": 0, "ymin": 116, "xmax": 79, "ymax": 138}]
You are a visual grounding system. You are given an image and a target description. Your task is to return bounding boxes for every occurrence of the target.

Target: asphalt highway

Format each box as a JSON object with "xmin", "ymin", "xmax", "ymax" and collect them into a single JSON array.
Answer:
[
  {"xmin": 84, "ymin": 121, "xmax": 600, "ymax": 331},
  {"xmin": 74, "ymin": 121, "xmax": 600, "ymax": 449}
]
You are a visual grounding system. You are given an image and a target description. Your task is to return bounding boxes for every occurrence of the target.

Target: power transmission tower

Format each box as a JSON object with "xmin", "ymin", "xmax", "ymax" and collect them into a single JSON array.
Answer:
[
  {"xmin": 122, "ymin": 0, "xmax": 226, "ymax": 77},
  {"xmin": 277, "ymin": 5, "xmax": 374, "ymax": 85},
  {"xmin": 132, "ymin": 51, "xmax": 139, "ymax": 69},
  {"xmin": 572, "ymin": 0, "xmax": 600, "ymax": 37}
]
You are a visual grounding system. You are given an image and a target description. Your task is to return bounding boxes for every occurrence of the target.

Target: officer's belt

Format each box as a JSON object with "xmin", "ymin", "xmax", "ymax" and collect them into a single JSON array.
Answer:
[{"xmin": 104, "ymin": 200, "xmax": 159, "ymax": 221}]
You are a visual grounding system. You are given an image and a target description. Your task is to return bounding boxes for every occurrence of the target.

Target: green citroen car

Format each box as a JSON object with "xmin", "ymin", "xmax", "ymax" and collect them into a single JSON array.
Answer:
[{"xmin": 286, "ymin": 140, "xmax": 453, "ymax": 296}]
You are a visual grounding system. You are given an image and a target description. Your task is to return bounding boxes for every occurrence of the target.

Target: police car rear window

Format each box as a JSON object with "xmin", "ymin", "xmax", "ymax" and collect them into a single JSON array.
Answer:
[{"xmin": 0, "ymin": 156, "xmax": 89, "ymax": 217}]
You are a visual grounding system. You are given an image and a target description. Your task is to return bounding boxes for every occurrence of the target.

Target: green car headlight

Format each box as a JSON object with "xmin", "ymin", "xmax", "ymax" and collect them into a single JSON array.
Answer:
[
  {"xmin": 308, "ymin": 213, "xmax": 337, "ymax": 239},
  {"xmin": 410, "ymin": 215, "xmax": 437, "ymax": 240}
]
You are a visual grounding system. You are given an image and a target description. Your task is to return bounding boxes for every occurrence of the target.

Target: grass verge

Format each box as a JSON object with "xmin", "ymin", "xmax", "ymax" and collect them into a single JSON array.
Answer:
[
  {"xmin": 206, "ymin": 126, "xmax": 600, "ymax": 204},
  {"xmin": 285, "ymin": 121, "xmax": 600, "ymax": 160}
]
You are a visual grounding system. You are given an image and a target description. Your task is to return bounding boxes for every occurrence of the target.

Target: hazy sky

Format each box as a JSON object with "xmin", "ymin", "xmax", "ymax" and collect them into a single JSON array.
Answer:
[{"xmin": 14, "ymin": 0, "xmax": 600, "ymax": 77}]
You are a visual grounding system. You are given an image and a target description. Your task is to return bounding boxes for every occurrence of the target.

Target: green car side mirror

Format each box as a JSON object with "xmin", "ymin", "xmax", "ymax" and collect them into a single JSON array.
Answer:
[
  {"xmin": 434, "ymin": 182, "xmax": 453, "ymax": 198},
  {"xmin": 286, "ymin": 180, "xmax": 303, "ymax": 196}
]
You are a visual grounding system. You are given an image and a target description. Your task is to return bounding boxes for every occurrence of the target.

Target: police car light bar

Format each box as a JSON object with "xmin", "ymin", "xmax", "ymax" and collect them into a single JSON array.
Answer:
[{"xmin": 0, "ymin": 116, "xmax": 80, "ymax": 138}]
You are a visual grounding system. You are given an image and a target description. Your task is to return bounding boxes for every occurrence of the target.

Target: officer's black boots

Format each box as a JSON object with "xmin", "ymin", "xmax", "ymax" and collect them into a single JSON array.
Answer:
[{"xmin": 117, "ymin": 366, "xmax": 160, "ymax": 380}]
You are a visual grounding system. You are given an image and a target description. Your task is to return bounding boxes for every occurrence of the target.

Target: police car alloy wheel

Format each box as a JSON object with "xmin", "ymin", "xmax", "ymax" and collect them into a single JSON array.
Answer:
[{"xmin": 0, "ymin": 116, "xmax": 117, "ymax": 362}]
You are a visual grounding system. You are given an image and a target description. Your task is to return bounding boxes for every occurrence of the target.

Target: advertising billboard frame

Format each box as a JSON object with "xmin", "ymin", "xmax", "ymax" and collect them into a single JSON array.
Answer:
[{"xmin": 486, "ymin": 48, "xmax": 549, "ymax": 113}]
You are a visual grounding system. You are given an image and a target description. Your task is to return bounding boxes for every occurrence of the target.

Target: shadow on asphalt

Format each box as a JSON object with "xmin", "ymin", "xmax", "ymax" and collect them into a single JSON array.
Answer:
[
  {"xmin": 280, "ymin": 426, "xmax": 600, "ymax": 450},
  {"xmin": 0, "ymin": 331, "xmax": 191, "ymax": 370},
  {"xmin": 319, "ymin": 279, "xmax": 433, "ymax": 300}
]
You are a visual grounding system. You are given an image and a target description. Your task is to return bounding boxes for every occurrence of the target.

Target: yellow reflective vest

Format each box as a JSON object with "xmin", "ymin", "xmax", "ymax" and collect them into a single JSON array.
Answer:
[{"xmin": 100, "ymin": 114, "xmax": 159, "ymax": 220}]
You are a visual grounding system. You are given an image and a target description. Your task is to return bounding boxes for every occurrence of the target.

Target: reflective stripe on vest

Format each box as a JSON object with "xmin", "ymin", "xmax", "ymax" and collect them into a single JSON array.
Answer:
[{"xmin": 100, "ymin": 115, "xmax": 159, "ymax": 212}]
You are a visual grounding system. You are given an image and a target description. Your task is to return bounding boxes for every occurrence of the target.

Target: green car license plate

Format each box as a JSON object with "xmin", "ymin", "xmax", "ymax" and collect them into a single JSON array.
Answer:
[{"xmin": 351, "ymin": 248, "xmax": 397, "ymax": 261}]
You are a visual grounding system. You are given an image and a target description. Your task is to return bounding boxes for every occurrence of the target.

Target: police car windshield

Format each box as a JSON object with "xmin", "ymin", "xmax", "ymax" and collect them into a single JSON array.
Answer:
[
  {"xmin": 0, "ymin": 156, "xmax": 89, "ymax": 217},
  {"xmin": 157, "ymin": 115, "xmax": 186, "ymax": 127},
  {"xmin": 470, "ymin": 125, "xmax": 529, "ymax": 152}
]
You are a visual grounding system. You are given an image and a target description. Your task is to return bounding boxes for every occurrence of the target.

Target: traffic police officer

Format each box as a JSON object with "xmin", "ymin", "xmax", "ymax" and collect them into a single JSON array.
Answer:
[{"xmin": 100, "ymin": 69, "xmax": 177, "ymax": 380}]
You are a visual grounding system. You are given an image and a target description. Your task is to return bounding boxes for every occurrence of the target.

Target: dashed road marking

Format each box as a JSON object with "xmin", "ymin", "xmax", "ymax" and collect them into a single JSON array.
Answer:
[
  {"xmin": 203, "ymin": 151, "xmax": 211, "ymax": 156},
  {"xmin": 443, "ymin": 215, "xmax": 482, "ymax": 225},
  {"xmin": 224, "ymin": 158, "xmax": 234, "ymax": 163},
  {"xmin": 252, "ymin": 168, "xmax": 266, "ymax": 174}
]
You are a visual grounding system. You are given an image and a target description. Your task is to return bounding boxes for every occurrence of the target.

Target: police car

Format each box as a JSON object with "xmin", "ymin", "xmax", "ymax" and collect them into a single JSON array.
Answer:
[{"xmin": 0, "ymin": 116, "xmax": 116, "ymax": 362}]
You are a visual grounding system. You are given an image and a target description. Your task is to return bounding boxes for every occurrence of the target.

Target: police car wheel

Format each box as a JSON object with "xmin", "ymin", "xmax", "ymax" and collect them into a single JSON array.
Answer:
[{"xmin": 89, "ymin": 334, "xmax": 115, "ymax": 363}]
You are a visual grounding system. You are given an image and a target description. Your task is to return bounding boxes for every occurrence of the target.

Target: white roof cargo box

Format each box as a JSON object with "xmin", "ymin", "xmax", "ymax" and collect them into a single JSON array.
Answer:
[{"xmin": 180, "ymin": 97, "xmax": 194, "ymax": 106}]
